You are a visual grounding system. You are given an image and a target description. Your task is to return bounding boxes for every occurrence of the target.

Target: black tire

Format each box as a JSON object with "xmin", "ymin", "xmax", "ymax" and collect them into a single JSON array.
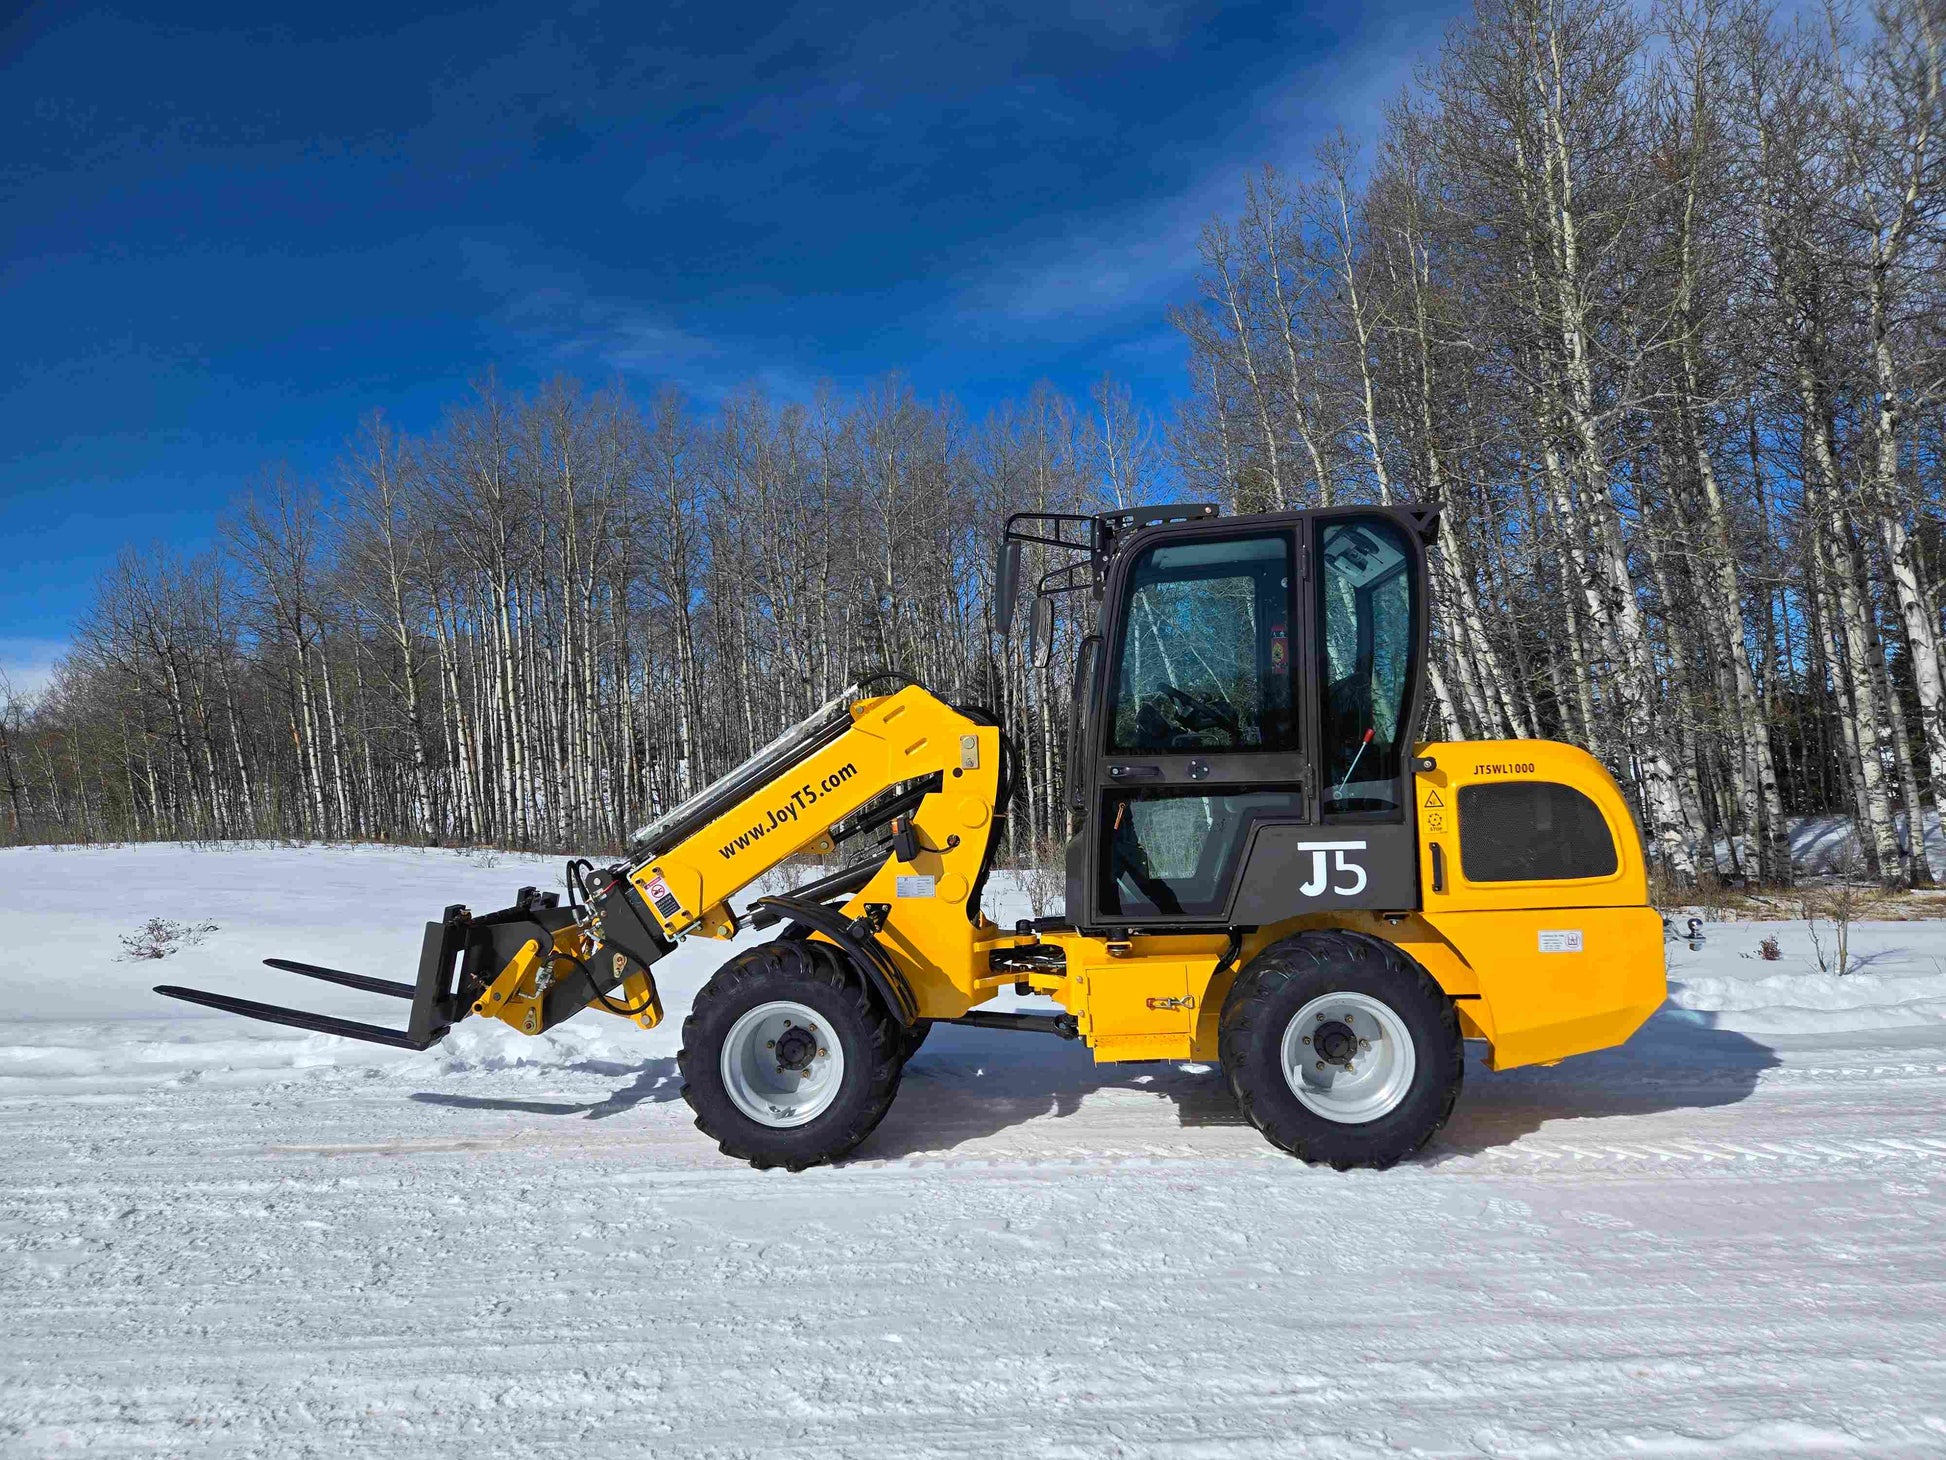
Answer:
[
  {"xmin": 678, "ymin": 940, "xmax": 903, "ymax": 1171},
  {"xmin": 1218, "ymin": 929, "xmax": 1462, "ymax": 1170},
  {"xmin": 899, "ymin": 1018, "xmax": 933, "ymax": 1063}
]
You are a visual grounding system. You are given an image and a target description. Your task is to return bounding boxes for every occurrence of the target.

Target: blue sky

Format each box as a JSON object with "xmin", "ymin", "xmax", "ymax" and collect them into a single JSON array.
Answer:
[{"xmin": 0, "ymin": 0, "xmax": 1457, "ymax": 689}]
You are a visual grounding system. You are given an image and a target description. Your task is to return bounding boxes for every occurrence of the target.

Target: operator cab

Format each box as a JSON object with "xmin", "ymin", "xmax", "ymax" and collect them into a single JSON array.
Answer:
[{"xmin": 1000, "ymin": 503, "xmax": 1433, "ymax": 933}]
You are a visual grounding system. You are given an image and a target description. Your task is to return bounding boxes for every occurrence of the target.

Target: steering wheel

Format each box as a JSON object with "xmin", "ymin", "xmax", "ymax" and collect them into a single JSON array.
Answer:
[{"xmin": 1160, "ymin": 684, "xmax": 1240, "ymax": 737}]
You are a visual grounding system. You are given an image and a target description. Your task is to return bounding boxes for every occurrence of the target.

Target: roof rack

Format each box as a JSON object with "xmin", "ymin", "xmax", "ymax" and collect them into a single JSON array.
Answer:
[{"xmin": 996, "ymin": 502, "xmax": 1218, "ymax": 634}]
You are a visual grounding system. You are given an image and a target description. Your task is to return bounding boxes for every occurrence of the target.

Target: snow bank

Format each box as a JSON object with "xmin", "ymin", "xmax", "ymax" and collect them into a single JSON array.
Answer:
[
  {"xmin": 1708, "ymin": 809, "xmax": 1943, "ymax": 875},
  {"xmin": 1665, "ymin": 919, "xmax": 1946, "ymax": 1039},
  {"xmin": 1786, "ymin": 807, "xmax": 1942, "ymax": 873},
  {"xmin": 0, "ymin": 842, "xmax": 1043, "ymax": 1097},
  {"xmin": 2, "ymin": 844, "xmax": 554, "ymax": 1086}
]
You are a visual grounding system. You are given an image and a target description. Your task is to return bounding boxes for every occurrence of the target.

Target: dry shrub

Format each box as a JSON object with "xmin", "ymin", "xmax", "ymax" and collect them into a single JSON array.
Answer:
[
  {"xmin": 120, "ymin": 917, "xmax": 219, "ymax": 961},
  {"xmin": 1019, "ymin": 835, "xmax": 1067, "ymax": 923}
]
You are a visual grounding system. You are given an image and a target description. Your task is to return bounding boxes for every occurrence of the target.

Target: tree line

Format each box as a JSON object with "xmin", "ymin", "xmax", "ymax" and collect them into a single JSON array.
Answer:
[
  {"xmin": 0, "ymin": 376, "xmax": 1130, "ymax": 859},
  {"xmin": 1174, "ymin": 0, "xmax": 1945, "ymax": 886},
  {"xmin": 2, "ymin": 0, "xmax": 1942, "ymax": 889}
]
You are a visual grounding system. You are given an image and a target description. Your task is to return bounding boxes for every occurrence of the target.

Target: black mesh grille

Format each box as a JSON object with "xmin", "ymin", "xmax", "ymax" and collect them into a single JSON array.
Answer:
[{"xmin": 1458, "ymin": 782, "xmax": 1618, "ymax": 883}]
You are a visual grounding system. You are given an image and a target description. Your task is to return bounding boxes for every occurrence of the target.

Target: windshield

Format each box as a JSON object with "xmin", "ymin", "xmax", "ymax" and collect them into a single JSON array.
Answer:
[{"xmin": 1108, "ymin": 533, "xmax": 1295, "ymax": 755}]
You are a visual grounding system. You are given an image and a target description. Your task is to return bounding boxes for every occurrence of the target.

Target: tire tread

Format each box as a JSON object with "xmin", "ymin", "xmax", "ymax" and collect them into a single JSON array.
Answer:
[
  {"xmin": 678, "ymin": 940, "xmax": 903, "ymax": 1170},
  {"xmin": 1218, "ymin": 929, "xmax": 1462, "ymax": 1170}
]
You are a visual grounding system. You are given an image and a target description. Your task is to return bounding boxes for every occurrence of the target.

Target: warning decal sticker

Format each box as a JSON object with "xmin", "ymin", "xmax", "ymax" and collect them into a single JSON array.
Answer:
[{"xmin": 644, "ymin": 873, "xmax": 681, "ymax": 921}]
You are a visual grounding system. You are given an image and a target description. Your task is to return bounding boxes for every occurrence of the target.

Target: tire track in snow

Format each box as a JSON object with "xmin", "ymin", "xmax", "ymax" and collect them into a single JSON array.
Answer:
[
  {"xmin": 1468, "ymin": 1132, "xmax": 1946, "ymax": 1169},
  {"xmin": 244, "ymin": 1103, "xmax": 1946, "ymax": 1177}
]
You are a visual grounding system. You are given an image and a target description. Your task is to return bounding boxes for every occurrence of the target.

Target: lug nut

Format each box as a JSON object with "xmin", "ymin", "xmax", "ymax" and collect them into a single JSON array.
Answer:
[
  {"xmin": 1359, "ymin": 1039, "xmax": 1370, "ymax": 1050},
  {"xmin": 818, "ymin": 1048, "xmax": 827, "ymax": 1058},
  {"xmin": 1315, "ymin": 1060, "xmax": 1325, "ymax": 1070},
  {"xmin": 766, "ymin": 1040, "xmax": 775, "ymax": 1049},
  {"xmin": 1302, "ymin": 1035, "xmax": 1311, "ymax": 1045}
]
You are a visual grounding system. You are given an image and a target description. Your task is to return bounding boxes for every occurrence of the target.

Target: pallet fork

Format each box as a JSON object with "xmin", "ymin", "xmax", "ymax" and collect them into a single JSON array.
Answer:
[
  {"xmin": 156, "ymin": 889, "xmax": 657, "ymax": 1050},
  {"xmin": 158, "ymin": 904, "xmax": 480, "ymax": 1050}
]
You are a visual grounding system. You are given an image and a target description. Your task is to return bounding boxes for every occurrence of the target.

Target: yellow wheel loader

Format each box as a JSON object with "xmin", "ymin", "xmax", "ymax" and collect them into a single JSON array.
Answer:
[{"xmin": 158, "ymin": 503, "xmax": 1666, "ymax": 1170}]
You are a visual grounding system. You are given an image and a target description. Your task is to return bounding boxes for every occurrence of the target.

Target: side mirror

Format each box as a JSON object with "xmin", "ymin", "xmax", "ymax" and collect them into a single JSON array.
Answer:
[
  {"xmin": 995, "ymin": 539, "xmax": 1022, "ymax": 636},
  {"xmin": 1029, "ymin": 594, "xmax": 1055, "ymax": 671}
]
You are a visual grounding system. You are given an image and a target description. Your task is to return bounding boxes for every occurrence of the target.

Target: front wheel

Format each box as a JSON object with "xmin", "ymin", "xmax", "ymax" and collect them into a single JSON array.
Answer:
[
  {"xmin": 679, "ymin": 940, "xmax": 903, "ymax": 1170},
  {"xmin": 1218, "ymin": 930, "xmax": 1462, "ymax": 1170}
]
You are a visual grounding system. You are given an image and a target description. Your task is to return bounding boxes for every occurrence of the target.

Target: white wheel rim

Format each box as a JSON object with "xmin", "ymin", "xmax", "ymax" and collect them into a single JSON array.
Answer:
[
  {"xmin": 1279, "ymin": 991, "xmax": 1416, "ymax": 1125},
  {"xmin": 720, "ymin": 1000, "xmax": 846, "ymax": 1129}
]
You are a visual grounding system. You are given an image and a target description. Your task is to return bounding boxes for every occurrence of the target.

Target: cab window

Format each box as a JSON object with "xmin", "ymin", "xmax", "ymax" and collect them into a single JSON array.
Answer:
[
  {"xmin": 1108, "ymin": 533, "xmax": 1294, "ymax": 755},
  {"xmin": 1318, "ymin": 518, "xmax": 1416, "ymax": 816},
  {"xmin": 1460, "ymin": 783, "xmax": 1618, "ymax": 881}
]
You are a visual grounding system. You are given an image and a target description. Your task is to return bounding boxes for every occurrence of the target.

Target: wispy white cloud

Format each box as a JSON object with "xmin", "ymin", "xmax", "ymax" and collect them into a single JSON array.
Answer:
[
  {"xmin": 0, "ymin": 637, "xmax": 68, "ymax": 702},
  {"xmin": 453, "ymin": 6, "xmax": 1466, "ymax": 399},
  {"xmin": 459, "ymin": 238, "xmax": 723, "ymax": 379},
  {"xmin": 951, "ymin": 179, "xmax": 1224, "ymax": 336},
  {"xmin": 950, "ymin": 7, "xmax": 1459, "ymax": 340}
]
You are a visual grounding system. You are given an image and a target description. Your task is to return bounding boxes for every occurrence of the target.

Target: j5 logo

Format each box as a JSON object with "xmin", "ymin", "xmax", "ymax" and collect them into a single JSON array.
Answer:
[{"xmin": 1297, "ymin": 840, "xmax": 1368, "ymax": 897}]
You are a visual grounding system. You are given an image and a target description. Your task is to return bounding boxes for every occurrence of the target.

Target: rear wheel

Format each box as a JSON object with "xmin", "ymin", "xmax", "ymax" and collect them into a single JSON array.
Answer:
[
  {"xmin": 679, "ymin": 940, "xmax": 903, "ymax": 1170},
  {"xmin": 1218, "ymin": 930, "xmax": 1461, "ymax": 1170}
]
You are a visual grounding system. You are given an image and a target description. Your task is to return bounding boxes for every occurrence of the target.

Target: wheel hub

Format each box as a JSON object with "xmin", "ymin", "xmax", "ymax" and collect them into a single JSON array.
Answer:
[
  {"xmin": 775, "ymin": 1024, "xmax": 818, "ymax": 1070},
  {"xmin": 1313, "ymin": 1018, "xmax": 1357, "ymax": 1065}
]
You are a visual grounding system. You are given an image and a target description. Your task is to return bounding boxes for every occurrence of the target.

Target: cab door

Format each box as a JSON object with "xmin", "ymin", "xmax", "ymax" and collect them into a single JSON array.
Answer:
[
  {"xmin": 1082, "ymin": 526, "xmax": 1307, "ymax": 926},
  {"xmin": 1222, "ymin": 511, "xmax": 1428, "ymax": 920}
]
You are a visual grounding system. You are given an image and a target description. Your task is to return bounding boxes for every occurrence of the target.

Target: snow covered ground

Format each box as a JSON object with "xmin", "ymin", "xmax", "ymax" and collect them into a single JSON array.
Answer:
[
  {"xmin": 1784, "ymin": 810, "xmax": 1944, "ymax": 876},
  {"xmin": 2, "ymin": 844, "xmax": 1943, "ymax": 1458}
]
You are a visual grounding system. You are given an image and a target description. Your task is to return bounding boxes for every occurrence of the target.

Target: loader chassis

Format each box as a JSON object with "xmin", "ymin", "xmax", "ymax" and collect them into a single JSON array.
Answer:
[{"xmin": 159, "ymin": 503, "xmax": 1666, "ymax": 1171}]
